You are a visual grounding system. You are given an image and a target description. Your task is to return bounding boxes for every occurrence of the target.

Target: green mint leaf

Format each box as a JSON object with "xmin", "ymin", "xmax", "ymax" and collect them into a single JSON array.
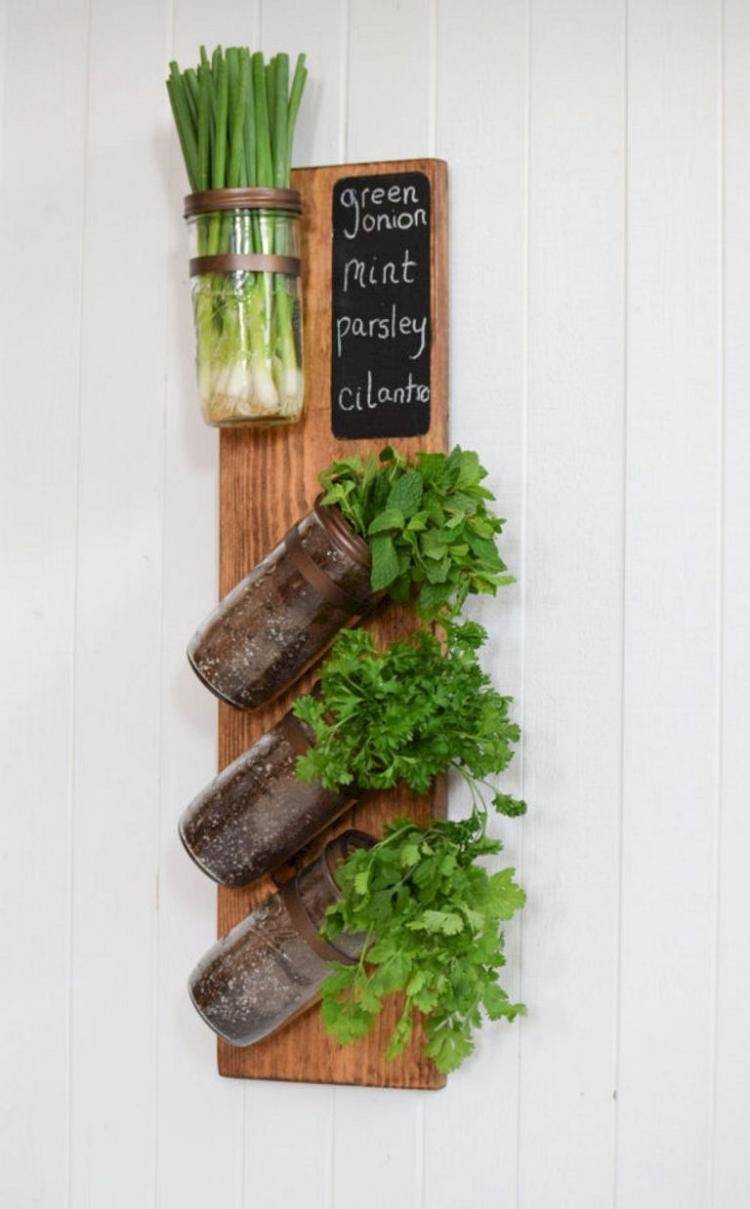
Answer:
[
  {"xmin": 386, "ymin": 469, "xmax": 423, "ymax": 518},
  {"xmin": 369, "ymin": 535, "xmax": 400, "ymax": 590},
  {"xmin": 368, "ymin": 508, "xmax": 405, "ymax": 536},
  {"xmin": 317, "ymin": 445, "xmax": 512, "ymax": 617}
]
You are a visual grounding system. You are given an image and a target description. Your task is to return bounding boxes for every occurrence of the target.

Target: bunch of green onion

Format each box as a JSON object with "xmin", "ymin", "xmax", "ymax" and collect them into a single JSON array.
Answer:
[{"xmin": 167, "ymin": 47, "xmax": 308, "ymax": 423}]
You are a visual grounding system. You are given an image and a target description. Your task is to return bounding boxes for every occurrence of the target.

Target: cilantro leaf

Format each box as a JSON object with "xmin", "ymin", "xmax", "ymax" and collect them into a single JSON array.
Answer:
[{"xmin": 319, "ymin": 814, "xmax": 526, "ymax": 1074}]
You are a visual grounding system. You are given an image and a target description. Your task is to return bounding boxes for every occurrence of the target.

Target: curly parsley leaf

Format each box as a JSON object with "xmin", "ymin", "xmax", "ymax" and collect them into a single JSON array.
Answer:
[{"xmin": 293, "ymin": 620, "xmax": 525, "ymax": 815}]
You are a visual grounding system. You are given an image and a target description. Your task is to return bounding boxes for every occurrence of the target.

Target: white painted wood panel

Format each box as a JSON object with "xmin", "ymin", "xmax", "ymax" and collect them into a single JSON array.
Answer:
[
  {"xmin": 68, "ymin": 1, "xmax": 169, "ymax": 1204},
  {"xmin": 0, "ymin": 1, "xmax": 89, "ymax": 1204},
  {"xmin": 517, "ymin": 2, "xmax": 626, "ymax": 1205},
  {"xmin": 616, "ymin": 3, "xmax": 722, "ymax": 1205},
  {"xmin": 709, "ymin": 2, "xmax": 750, "ymax": 1205},
  {"xmin": 346, "ymin": 0, "xmax": 432, "ymax": 162},
  {"xmin": 2, "ymin": 2, "xmax": 749, "ymax": 1207}
]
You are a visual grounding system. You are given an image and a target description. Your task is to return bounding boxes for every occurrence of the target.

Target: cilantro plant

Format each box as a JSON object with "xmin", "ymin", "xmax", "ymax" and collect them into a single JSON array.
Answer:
[
  {"xmin": 293, "ymin": 619, "xmax": 526, "ymax": 817},
  {"xmin": 318, "ymin": 445, "xmax": 513, "ymax": 619},
  {"xmin": 320, "ymin": 812, "xmax": 526, "ymax": 1073}
]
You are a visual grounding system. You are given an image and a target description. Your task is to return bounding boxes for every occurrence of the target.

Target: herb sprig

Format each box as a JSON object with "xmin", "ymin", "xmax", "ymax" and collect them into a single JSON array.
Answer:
[
  {"xmin": 294, "ymin": 619, "xmax": 526, "ymax": 817},
  {"xmin": 318, "ymin": 446, "xmax": 513, "ymax": 619},
  {"xmin": 321, "ymin": 813, "xmax": 526, "ymax": 1073}
]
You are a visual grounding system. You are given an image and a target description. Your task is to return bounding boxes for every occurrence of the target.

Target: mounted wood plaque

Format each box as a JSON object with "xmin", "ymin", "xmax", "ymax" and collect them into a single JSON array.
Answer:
[{"xmin": 217, "ymin": 157, "xmax": 448, "ymax": 1089}]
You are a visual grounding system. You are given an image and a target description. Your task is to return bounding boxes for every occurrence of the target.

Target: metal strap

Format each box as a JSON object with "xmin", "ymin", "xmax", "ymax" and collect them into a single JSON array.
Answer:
[
  {"xmin": 279, "ymin": 880, "xmax": 357, "ymax": 966},
  {"xmin": 276, "ymin": 711, "xmax": 312, "ymax": 757},
  {"xmin": 189, "ymin": 253, "xmax": 301, "ymax": 277},
  {"xmin": 284, "ymin": 525, "xmax": 362, "ymax": 614}
]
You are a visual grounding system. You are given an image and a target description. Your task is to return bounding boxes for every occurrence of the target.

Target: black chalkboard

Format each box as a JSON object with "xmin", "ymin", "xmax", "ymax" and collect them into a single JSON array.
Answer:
[{"xmin": 331, "ymin": 171, "xmax": 431, "ymax": 439}]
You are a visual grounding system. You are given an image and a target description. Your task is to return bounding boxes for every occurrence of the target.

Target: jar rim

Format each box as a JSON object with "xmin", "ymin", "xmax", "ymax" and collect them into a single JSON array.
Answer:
[
  {"xmin": 313, "ymin": 496, "xmax": 372, "ymax": 569},
  {"xmin": 184, "ymin": 186, "xmax": 302, "ymax": 218}
]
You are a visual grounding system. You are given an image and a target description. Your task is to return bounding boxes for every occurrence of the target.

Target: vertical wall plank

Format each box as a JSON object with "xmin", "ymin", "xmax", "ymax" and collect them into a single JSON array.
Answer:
[
  {"xmin": 347, "ymin": 0, "xmax": 431, "ymax": 161},
  {"xmin": 329, "ymin": 3, "xmax": 433, "ymax": 1205},
  {"xmin": 0, "ymin": 2, "xmax": 88, "ymax": 1205},
  {"xmin": 263, "ymin": 0, "xmax": 346, "ymax": 168},
  {"xmin": 517, "ymin": 2, "xmax": 626, "ymax": 1206},
  {"xmin": 709, "ymin": 1, "xmax": 750, "ymax": 1205},
  {"xmin": 69, "ymin": 0, "xmax": 169, "ymax": 1203},
  {"xmin": 423, "ymin": 2, "xmax": 528, "ymax": 1205},
  {"xmin": 616, "ymin": 2, "xmax": 722, "ymax": 1206},
  {"xmin": 156, "ymin": 6, "xmax": 253, "ymax": 1209}
]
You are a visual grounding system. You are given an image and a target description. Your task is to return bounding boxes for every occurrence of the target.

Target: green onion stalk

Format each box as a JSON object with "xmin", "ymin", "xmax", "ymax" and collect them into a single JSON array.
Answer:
[{"xmin": 167, "ymin": 47, "xmax": 308, "ymax": 424}]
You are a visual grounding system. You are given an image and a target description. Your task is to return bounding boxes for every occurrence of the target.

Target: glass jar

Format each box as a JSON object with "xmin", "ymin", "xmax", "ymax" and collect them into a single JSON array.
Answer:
[
  {"xmin": 179, "ymin": 707, "xmax": 354, "ymax": 887},
  {"xmin": 189, "ymin": 831, "xmax": 372, "ymax": 1047},
  {"xmin": 184, "ymin": 187, "xmax": 303, "ymax": 427},
  {"xmin": 187, "ymin": 498, "xmax": 375, "ymax": 710}
]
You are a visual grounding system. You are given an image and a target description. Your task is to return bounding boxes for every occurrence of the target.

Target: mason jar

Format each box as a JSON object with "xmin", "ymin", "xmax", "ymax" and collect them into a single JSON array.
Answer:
[
  {"xmin": 184, "ymin": 187, "xmax": 303, "ymax": 427},
  {"xmin": 189, "ymin": 831, "xmax": 372, "ymax": 1047},
  {"xmin": 179, "ymin": 705, "xmax": 354, "ymax": 886},
  {"xmin": 187, "ymin": 498, "xmax": 375, "ymax": 710}
]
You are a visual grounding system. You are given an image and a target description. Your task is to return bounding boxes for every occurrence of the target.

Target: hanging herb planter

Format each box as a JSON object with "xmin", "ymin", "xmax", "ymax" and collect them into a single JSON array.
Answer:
[
  {"xmin": 188, "ymin": 445, "xmax": 512, "ymax": 709},
  {"xmin": 189, "ymin": 831, "xmax": 371, "ymax": 1047},
  {"xmin": 179, "ymin": 705, "xmax": 352, "ymax": 886},
  {"xmin": 181, "ymin": 618, "xmax": 524, "ymax": 887},
  {"xmin": 188, "ymin": 497, "xmax": 374, "ymax": 709},
  {"xmin": 167, "ymin": 46, "xmax": 308, "ymax": 426}
]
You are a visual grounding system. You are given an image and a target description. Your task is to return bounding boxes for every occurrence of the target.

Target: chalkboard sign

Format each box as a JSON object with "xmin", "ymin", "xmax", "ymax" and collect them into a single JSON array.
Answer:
[{"xmin": 331, "ymin": 171, "xmax": 431, "ymax": 439}]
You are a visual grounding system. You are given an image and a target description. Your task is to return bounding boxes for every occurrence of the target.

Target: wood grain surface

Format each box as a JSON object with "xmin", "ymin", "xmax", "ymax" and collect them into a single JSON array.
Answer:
[{"xmin": 216, "ymin": 158, "xmax": 448, "ymax": 1088}]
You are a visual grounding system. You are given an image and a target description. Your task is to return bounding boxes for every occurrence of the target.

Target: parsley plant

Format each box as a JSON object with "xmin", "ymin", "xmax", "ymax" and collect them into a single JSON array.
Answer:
[{"xmin": 294, "ymin": 619, "xmax": 526, "ymax": 817}]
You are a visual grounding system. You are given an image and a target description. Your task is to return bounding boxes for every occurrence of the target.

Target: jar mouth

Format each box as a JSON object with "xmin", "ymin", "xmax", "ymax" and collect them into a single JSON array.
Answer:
[
  {"xmin": 313, "ymin": 496, "xmax": 372, "ymax": 568},
  {"xmin": 184, "ymin": 186, "xmax": 302, "ymax": 218},
  {"xmin": 323, "ymin": 830, "xmax": 375, "ymax": 890}
]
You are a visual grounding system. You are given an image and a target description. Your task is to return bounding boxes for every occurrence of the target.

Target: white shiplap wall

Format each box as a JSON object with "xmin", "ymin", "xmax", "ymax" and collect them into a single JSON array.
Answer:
[{"xmin": 1, "ymin": 1, "xmax": 747, "ymax": 1206}]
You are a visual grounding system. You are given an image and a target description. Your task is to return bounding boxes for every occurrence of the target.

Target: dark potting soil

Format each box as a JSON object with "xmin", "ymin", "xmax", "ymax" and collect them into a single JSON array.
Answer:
[
  {"xmin": 187, "ymin": 507, "xmax": 373, "ymax": 710},
  {"xmin": 179, "ymin": 712, "xmax": 352, "ymax": 887}
]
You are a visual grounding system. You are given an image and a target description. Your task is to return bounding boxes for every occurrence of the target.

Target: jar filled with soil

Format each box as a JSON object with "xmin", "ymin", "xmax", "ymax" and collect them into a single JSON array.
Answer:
[
  {"xmin": 189, "ymin": 831, "xmax": 372, "ymax": 1047},
  {"xmin": 187, "ymin": 499, "xmax": 374, "ymax": 710},
  {"xmin": 179, "ymin": 707, "xmax": 355, "ymax": 886}
]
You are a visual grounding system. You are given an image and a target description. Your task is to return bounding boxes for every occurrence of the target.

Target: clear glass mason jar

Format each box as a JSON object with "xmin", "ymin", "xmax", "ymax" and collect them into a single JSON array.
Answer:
[
  {"xmin": 189, "ymin": 831, "xmax": 372, "ymax": 1047},
  {"xmin": 187, "ymin": 498, "xmax": 375, "ymax": 710},
  {"xmin": 184, "ymin": 187, "xmax": 304, "ymax": 427},
  {"xmin": 179, "ymin": 706, "xmax": 355, "ymax": 887}
]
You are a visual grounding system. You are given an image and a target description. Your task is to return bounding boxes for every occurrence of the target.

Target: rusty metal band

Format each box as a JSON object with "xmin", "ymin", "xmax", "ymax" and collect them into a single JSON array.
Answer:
[
  {"xmin": 184, "ymin": 186, "xmax": 302, "ymax": 217},
  {"xmin": 279, "ymin": 879, "xmax": 357, "ymax": 966},
  {"xmin": 284, "ymin": 525, "xmax": 362, "ymax": 614},
  {"xmin": 189, "ymin": 253, "xmax": 301, "ymax": 277},
  {"xmin": 276, "ymin": 710, "xmax": 312, "ymax": 758}
]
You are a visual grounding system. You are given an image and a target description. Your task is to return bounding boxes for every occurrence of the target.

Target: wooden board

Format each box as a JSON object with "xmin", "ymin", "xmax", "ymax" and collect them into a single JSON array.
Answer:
[{"xmin": 216, "ymin": 158, "xmax": 448, "ymax": 1089}]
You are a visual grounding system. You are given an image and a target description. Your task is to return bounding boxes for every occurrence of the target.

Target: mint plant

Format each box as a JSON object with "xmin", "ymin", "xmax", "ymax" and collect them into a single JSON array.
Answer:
[{"xmin": 318, "ymin": 446, "xmax": 513, "ymax": 619}]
